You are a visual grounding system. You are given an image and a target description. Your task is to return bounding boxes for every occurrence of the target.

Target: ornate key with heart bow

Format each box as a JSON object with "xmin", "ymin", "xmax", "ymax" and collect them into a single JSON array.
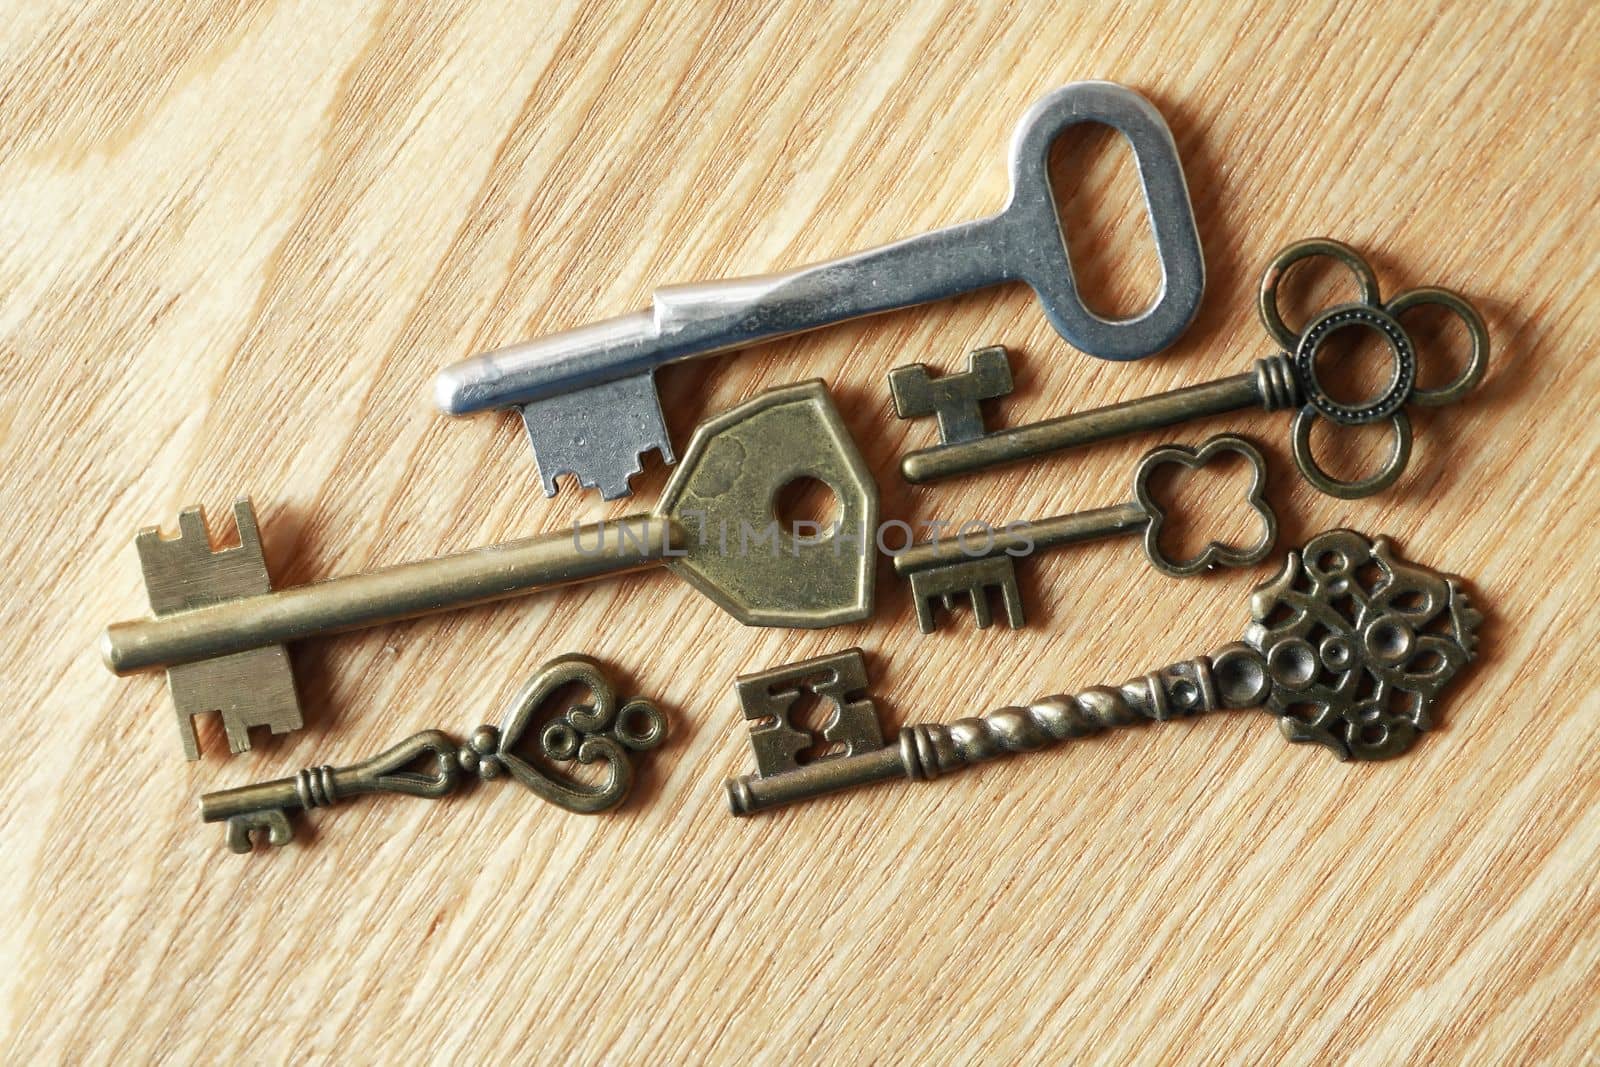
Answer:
[
  {"xmin": 728, "ymin": 530, "xmax": 1481, "ymax": 815},
  {"xmin": 200, "ymin": 655, "xmax": 667, "ymax": 853},
  {"xmin": 892, "ymin": 239, "xmax": 1488, "ymax": 498},
  {"xmin": 895, "ymin": 434, "xmax": 1276, "ymax": 632}
]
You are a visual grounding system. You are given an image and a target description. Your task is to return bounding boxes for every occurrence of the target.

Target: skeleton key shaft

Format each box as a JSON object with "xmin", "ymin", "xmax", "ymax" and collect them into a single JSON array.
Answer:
[
  {"xmin": 202, "ymin": 730, "xmax": 460, "ymax": 852},
  {"xmin": 433, "ymin": 82, "xmax": 1204, "ymax": 499},
  {"xmin": 729, "ymin": 530, "xmax": 1483, "ymax": 816},
  {"xmin": 103, "ymin": 516, "xmax": 678, "ymax": 674},
  {"xmin": 901, "ymin": 357, "xmax": 1295, "ymax": 483},
  {"xmin": 728, "ymin": 646, "xmax": 1263, "ymax": 815},
  {"xmin": 895, "ymin": 435, "xmax": 1275, "ymax": 632}
]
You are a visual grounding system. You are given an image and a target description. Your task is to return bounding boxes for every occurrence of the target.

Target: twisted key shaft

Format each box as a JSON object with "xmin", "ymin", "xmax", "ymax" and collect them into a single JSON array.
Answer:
[{"xmin": 727, "ymin": 645, "xmax": 1264, "ymax": 815}]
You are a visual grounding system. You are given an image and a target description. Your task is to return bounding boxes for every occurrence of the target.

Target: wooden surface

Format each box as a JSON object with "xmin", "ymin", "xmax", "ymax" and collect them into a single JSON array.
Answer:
[{"xmin": 5, "ymin": 1, "xmax": 1597, "ymax": 1061}]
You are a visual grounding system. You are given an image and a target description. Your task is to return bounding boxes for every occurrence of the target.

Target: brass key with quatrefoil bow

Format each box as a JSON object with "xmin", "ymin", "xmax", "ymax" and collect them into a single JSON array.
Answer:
[{"xmin": 893, "ymin": 239, "xmax": 1488, "ymax": 498}]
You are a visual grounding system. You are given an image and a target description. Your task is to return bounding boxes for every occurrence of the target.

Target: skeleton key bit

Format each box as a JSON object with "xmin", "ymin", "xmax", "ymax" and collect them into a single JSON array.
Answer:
[
  {"xmin": 895, "ymin": 434, "xmax": 1276, "ymax": 633},
  {"xmin": 434, "ymin": 82, "xmax": 1204, "ymax": 499},
  {"xmin": 102, "ymin": 381, "xmax": 876, "ymax": 759},
  {"xmin": 894, "ymin": 239, "xmax": 1489, "ymax": 498},
  {"xmin": 202, "ymin": 654, "xmax": 667, "ymax": 853},
  {"xmin": 727, "ymin": 530, "xmax": 1482, "ymax": 816}
]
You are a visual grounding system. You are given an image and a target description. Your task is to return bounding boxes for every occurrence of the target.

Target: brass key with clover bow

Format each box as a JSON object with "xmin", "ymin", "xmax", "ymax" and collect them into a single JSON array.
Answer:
[
  {"xmin": 893, "ymin": 239, "xmax": 1488, "ymax": 499},
  {"xmin": 894, "ymin": 433, "xmax": 1276, "ymax": 632}
]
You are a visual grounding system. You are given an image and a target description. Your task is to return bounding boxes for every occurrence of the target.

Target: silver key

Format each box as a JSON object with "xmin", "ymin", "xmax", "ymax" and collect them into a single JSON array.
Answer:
[{"xmin": 434, "ymin": 81, "xmax": 1205, "ymax": 499}]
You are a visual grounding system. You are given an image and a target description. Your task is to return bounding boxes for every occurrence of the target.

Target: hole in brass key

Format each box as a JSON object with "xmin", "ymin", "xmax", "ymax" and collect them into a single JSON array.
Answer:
[
  {"xmin": 1411, "ymin": 649, "xmax": 1445, "ymax": 673},
  {"xmin": 1392, "ymin": 589, "xmax": 1426, "ymax": 611},
  {"xmin": 1394, "ymin": 301, "xmax": 1475, "ymax": 393},
  {"xmin": 1049, "ymin": 123, "xmax": 1160, "ymax": 319},
  {"xmin": 1283, "ymin": 702, "xmax": 1322, "ymax": 725},
  {"xmin": 787, "ymin": 689, "xmax": 845, "ymax": 766},
  {"xmin": 772, "ymin": 476, "xmax": 840, "ymax": 541},
  {"xmin": 1143, "ymin": 450, "xmax": 1268, "ymax": 565},
  {"xmin": 1312, "ymin": 323, "xmax": 1401, "ymax": 409},
  {"xmin": 502, "ymin": 680, "xmax": 609, "ymax": 788},
  {"xmin": 1306, "ymin": 417, "xmax": 1394, "ymax": 484}
]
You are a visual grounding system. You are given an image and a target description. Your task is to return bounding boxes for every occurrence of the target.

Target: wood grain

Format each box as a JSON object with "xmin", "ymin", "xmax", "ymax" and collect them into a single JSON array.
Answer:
[{"xmin": 4, "ymin": 1, "xmax": 1597, "ymax": 1061}]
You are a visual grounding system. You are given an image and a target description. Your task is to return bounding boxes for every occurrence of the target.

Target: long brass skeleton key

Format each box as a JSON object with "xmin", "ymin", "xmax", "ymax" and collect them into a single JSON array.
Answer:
[{"xmin": 102, "ymin": 382, "xmax": 877, "ymax": 759}]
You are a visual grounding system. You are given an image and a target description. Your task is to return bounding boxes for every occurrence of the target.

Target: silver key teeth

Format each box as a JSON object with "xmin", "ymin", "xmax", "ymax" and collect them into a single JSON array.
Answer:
[
  {"xmin": 132, "ymin": 498, "xmax": 304, "ymax": 759},
  {"xmin": 905, "ymin": 556, "xmax": 1026, "ymax": 633},
  {"xmin": 517, "ymin": 374, "xmax": 673, "ymax": 500}
]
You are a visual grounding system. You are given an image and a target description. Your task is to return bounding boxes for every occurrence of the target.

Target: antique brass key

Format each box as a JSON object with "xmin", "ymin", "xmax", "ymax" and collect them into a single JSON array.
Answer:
[
  {"xmin": 728, "ymin": 530, "xmax": 1481, "ymax": 816},
  {"xmin": 102, "ymin": 381, "xmax": 876, "ymax": 759},
  {"xmin": 202, "ymin": 655, "xmax": 666, "ymax": 853},
  {"xmin": 893, "ymin": 240, "xmax": 1488, "ymax": 498},
  {"xmin": 896, "ymin": 435, "xmax": 1275, "ymax": 632}
]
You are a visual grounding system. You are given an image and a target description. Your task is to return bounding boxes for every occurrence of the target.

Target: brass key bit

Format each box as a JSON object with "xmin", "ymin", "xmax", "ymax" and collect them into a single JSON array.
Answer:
[
  {"xmin": 202, "ymin": 654, "xmax": 667, "ymax": 853},
  {"xmin": 895, "ymin": 434, "xmax": 1276, "ymax": 632},
  {"xmin": 103, "ymin": 381, "xmax": 877, "ymax": 758},
  {"xmin": 734, "ymin": 648, "xmax": 884, "ymax": 776},
  {"xmin": 893, "ymin": 239, "xmax": 1489, "ymax": 499},
  {"xmin": 727, "ymin": 530, "xmax": 1482, "ymax": 816},
  {"xmin": 135, "ymin": 501, "xmax": 300, "ymax": 759}
]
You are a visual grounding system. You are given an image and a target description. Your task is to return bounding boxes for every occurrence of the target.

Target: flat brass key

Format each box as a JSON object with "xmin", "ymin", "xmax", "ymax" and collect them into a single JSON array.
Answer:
[
  {"xmin": 893, "ymin": 239, "xmax": 1489, "ymax": 498},
  {"xmin": 728, "ymin": 530, "xmax": 1482, "ymax": 816},
  {"xmin": 202, "ymin": 654, "xmax": 666, "ymax": 853},
  {"xmin": 101, "ymin": 381, "xmax": 876, "ymax": 759},
  {"xmin": 895, "ymin": 435, "xmax": 1275, "ymax": 633},
  {"xmin": 432, "ymin": 82, "xmax": 1204, "ymax": 499}
]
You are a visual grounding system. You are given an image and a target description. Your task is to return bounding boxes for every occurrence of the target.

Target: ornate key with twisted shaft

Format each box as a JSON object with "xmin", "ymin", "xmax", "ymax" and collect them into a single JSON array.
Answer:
[
  {"xmin": 201, "ymin": 655, "xmax": 666, "ymax": 853},
  {"xmin": 892, "ymin": 240, "xmax": 1489, "ymax": 498},
  {"xmin": 727, "ymin": 530, "xmax": 1481, "ymax": 816}
]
